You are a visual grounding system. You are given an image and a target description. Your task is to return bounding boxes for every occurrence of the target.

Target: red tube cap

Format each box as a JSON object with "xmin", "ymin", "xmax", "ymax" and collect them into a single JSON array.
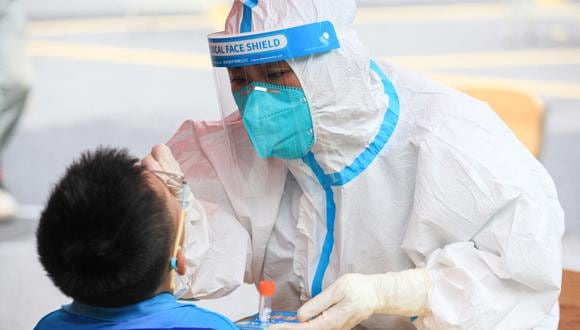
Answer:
[{"xmin": 259, "ymin": 280, "xmax": 276, "ymax": 297}]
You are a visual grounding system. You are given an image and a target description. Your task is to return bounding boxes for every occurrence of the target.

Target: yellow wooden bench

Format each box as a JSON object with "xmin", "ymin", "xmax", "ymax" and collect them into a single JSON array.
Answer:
[{"xmin": 560, "ymin": 270, "xmax": 580, "ymax": 329}]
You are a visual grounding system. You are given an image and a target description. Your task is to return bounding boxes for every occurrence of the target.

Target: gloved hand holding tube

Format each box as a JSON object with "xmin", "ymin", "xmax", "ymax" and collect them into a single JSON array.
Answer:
[{"xmin": 270, "ymin": 269, "xmax": 431, "ymax": 330}]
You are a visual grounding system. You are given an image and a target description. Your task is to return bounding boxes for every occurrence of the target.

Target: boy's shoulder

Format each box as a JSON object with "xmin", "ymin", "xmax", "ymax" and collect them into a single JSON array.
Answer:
[
  {"xmin": 34, "ymin": 301, "xmax": 237, "ymax": 330},
  {"xmin": 34, "ymin": 309, "xmax": 86, "ymax": 329}
]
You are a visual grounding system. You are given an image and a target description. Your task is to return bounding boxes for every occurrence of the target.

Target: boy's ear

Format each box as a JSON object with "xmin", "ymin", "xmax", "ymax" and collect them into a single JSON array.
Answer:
[{"xmin": 176, "ymin": 249, "xmax": 186, "ymax": 275}]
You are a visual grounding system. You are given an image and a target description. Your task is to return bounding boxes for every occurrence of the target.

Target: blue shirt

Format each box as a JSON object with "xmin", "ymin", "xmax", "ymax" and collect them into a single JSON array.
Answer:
[{"xmin": 34, "ymin": 293, "xmax": 237, "ymax": 330}]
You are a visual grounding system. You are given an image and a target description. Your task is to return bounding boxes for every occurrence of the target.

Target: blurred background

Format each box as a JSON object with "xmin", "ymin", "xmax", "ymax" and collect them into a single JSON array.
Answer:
[{"xmin": 1, "ymin": 0, "xmax": 579, "ymax": 328}]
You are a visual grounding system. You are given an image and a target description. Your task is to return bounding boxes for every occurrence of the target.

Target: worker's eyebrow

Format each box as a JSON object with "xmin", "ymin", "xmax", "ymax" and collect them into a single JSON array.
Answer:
[
  {"xmin": 266, "ymin": 61, "xmax": 290, "ymax": 70},
  {"xmin": 228, "ymin": 67, "xmax": 245, "ymax": 75}
]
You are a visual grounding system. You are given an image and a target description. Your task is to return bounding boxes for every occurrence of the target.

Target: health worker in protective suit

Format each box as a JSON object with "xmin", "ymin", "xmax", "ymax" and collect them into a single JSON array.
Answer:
[{"xmin": 142, "ymin": 0, "xmax": 565, "ymax": 329}]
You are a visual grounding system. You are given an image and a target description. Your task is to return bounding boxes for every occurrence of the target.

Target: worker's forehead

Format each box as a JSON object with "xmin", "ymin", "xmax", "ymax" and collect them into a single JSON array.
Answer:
[{"xmin": 228, "ymin": 61, "xmax": 291, "ymax": 72}]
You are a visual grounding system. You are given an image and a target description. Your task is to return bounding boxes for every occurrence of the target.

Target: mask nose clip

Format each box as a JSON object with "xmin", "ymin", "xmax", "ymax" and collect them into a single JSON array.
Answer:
[
  {"xmin": 236, "ymin": 84, "xmax": 281, "ymax": 98},
  {"xmin": 248, "ymin": 84, "xmax": 281, "ymax": 94}
]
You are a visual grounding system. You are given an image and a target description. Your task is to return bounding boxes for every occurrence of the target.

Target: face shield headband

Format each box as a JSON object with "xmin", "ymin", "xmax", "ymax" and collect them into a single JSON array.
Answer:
[{"xmin": 208, "ymin": 21, "xmax": 340, "ymax": 68}]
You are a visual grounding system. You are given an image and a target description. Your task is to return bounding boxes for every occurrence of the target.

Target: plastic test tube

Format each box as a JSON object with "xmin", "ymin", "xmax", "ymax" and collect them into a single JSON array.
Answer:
[{"xmin": 258, "ymin": 281, "xmax": 276, "ymax": 323}]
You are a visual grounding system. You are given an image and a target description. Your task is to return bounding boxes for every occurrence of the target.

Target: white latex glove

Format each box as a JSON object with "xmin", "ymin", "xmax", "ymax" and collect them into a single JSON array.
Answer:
[
  {"xmin": 142, "ymin": 144, "xmax": 194, "ymax": 208},
  {"xmin": 270, "ymin": 269, "xmax": 431, "ymax": 330}
]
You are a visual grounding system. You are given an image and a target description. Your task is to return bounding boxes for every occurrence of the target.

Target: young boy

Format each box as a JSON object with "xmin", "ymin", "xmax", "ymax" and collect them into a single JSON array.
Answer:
[{"xmin": 35, "ymin": 147, "xmax": 238, "ymax": 329}]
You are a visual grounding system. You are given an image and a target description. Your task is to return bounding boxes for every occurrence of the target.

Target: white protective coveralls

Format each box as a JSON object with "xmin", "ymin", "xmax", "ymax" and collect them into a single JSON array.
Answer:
[{"xmin": 166, "ymin": 0, "xmax": 565, "ymax": 328}]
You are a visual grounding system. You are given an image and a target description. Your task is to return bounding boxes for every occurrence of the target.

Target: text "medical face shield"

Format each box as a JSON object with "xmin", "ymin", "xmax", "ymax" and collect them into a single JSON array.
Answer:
[{"xmin": 208, "ymin": 21, "xmax": 339, "ymax": 195}]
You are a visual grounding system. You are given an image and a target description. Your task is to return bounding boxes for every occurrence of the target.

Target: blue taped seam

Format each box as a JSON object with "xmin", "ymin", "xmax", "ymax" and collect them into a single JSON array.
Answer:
[
  {"xmin": 304, "ymin": 61, "xmax": 400, "ymax": 297},
  {"xmin": 327, "ymin": 60, "xmax": 400, "ymax": 185},
  {"xmin": 244, "ymin": 0, "xmax": 258, "ymax": 8},
  {"xmin": 302, "ymin": 152, "xmax": 335, "ymax": 297},
  {"xmin": 240, "ymin": 0, "xmax": 258, "ymax": 33},
  {"xmin": 314, "ymin": 186, "xmax": 335, "ymax": 296}
]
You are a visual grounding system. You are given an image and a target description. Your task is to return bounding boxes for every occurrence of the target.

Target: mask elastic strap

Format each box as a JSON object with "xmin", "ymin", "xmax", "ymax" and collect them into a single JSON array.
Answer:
[{"xmin": 169, "ymin": 181, "xmax": 187, "ymax": 294}]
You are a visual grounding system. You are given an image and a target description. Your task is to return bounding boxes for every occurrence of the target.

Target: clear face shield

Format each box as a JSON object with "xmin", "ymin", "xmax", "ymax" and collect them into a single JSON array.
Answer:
[{"xmin": 208, "ymin": 21, "xmax": 339, "ymax": 194}]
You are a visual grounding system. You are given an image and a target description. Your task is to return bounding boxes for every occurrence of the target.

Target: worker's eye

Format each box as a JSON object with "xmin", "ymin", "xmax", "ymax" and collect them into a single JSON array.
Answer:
[
  {"xmin": 230, "ymin": 76, "xmax": 247, "ymax": 84},
  {"xmin": 267, "ymin": 71, "xmax": 286, "ymax": 80}
]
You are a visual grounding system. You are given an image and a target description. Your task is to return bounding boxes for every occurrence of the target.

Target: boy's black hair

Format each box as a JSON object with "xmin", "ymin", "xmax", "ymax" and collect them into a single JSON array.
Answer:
[{"xmin": 36, "ymin": 147, "xmax": 173, "ymax": 307}]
